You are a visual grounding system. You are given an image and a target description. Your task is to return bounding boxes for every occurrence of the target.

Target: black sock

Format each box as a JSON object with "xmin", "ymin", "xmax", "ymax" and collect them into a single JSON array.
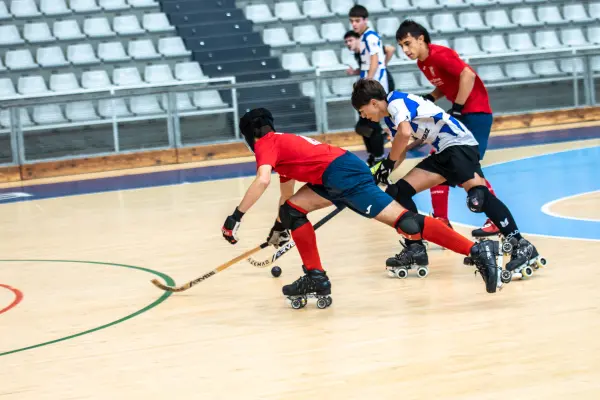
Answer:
[{"xmin": 481, "ymin": 191, "xmax": 522, "ymax": 241}]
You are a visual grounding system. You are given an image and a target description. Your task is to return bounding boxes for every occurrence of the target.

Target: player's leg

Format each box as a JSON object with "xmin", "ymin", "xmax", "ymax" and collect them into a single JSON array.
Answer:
[{"xmin": 426, "ymin": 148, "xmax": 453, "ymax": 226}]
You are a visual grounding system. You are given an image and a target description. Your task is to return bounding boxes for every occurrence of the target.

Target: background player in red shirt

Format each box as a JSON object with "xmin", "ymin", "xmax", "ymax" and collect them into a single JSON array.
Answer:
[
  {"xmin": 396, "ymin": 20, "xmax": 500, "ymax": 238},
  {"xmin": 221, "ymin": 108, "xmax": 504, "ymax": 309}
]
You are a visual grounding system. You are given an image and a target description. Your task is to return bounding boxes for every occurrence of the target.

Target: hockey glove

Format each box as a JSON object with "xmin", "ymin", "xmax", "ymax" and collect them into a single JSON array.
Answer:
[
  {"xmin": 448, "ymin": 103, "xmax": 464, "ymax": 119},
  {"xmin": 422, "ymin": 94, "xmax": 435, "ymax": 103},
  {"xmin": 266, "ymin": 220, "xmax": 291, "ymax": 248},
  {"xmin": 222, "ymin": 208, "xmax": 244, "ymax": 244},
  {"xmin": 373, "ymin": 156, "xmax": 396, "ymax": 186}
]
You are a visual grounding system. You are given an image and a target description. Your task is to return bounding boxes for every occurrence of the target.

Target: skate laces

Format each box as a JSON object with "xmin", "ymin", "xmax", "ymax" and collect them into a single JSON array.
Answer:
[
  {"xmin": 292, "ymin": 274, "xmax": 316, "ymax": 293},
  {"xmin": 393, "ymin": 242, "xmax": 414, "ymax": 263},
  {"xmin": 512, "ymin": 240, "xmax": 532, "ymax": 261}
]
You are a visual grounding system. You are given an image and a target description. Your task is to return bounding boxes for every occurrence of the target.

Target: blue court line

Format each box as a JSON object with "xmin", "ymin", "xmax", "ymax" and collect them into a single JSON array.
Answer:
[{"xmin": 0, "ymin": 124, "xmax": 598, "ymax": 205}]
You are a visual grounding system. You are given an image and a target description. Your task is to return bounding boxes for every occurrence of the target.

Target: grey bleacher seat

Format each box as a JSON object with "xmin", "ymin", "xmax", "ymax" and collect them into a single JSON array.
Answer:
[
  {"xmin": 377, "ymin": 17, "xmax": 400, "ymax": 37},
  {"xmin": 81, "ymin": 70, "xmax": 111, "ymax": 89},
  {"xmin": 559, "ymin": 58, "xmax": 584, "ymax": 74},
  {"xmin": 244, "ymin": 4, "xmax": 276, "ymax": 23},
  {"xmin": 588, "ymin": 27, "xmax": 600, "ymax": 44},
  {"xmin": 532, "ymin": 60, "xmax": 562, "ymax": 76},
  {"xmin": 477, "ymin": 65, "xmax": 506, "ymax": 82},
  {"xmin": 386, "ymin": 0, "xmax": 411, "ymax": 11},
  {"xmin": 263, "ymin": 27, "xmax": 294, "ymax": 47},
  {"xmin": 114, "ymin": 15, "xmax": 144, "ymax": 35},
  {"xmin": 331, "ymin": 0, "xmax": 354, "ymax": 15},
  {"xmin": 143, "ymin": 13, "xmax": 175, "ymax": 32},
  {"xmin": 41, "ymin": 0, "xmax": 70, "ymax": 15},
  {"xmin": 6, "ymin": 49, "xmax": 37, "ymax": 70},
  {"xmin": 485, "ymin": 9, "xmax": 514, "ymax": 29},
  {"xmin": 300, "ymin": 81, "xmax": 333, "ymax": 98},
  {"xmin": 481, "ymin": 34, "xmax": 509, "ymax": 53},
  {"xmin": 81, "ymin": 70, "xmax": 129, "ymax": 118},
  {"xmin": 0, "ymin": 109, "xmax": 33, "ymax": 127},
  {"xmin": 415, "ymin": 0, "xmax": 439, "ymax": 10},
  {"xmin": 537, "ymin": 6, "xmax": 564, "ymax": 25},
  {"xmin": 158, "ymin": 37, "xmax": 191, "ymax": 57},
  {"xmin": 275, "ymin": 1, "xmax": 304, "ymax": 21},
  {"xmin": 458, "ymin": 11, "xmax": 486, "ymax": 30},
  {"xmin": 175, "ymin": 62, "xmax": 205, "ymax": 81},
  {"xmin": 321, "ymin": 22, "xmax": 346, "ymax": 42},
  {"xmin": 534, "ymin": 30, "xmax": 562, "ymax": 50},
  {"xmin": 563, "ymin": 4, "xmax": 590, "ymax": 22},
  {"xmin": 67, "ymin": 43, "xmax": 99, "ymax": 64},
  {"xmin": 512, "ymin": 7, "xmax": 542, "ymax": 27},
  {"xmin": 84, "ymin": 17, "xmax": 116, "ymax": 38},
  {"xmin": 144, "ymin": 64, "xmax": 174, "ymax": 83},
  {"xmin": 294, "ymin": 25, "xmax": 325, "ymax": 44},
  {"xmin": 70, "ymin": 0, "xmax": 101, "ymax": 13},
  {"xmin": 10, "ymin": 0, "xmax": 41, "ymax": 18},
  {"xmin": 412, "ymin": 16, "xmax": 433, "ymax": 32},
  {"xmin": 561, "ymin": 28, "xmax": 588, "ymax": 47},
  {"xmin": 50, "ymin": 73, "xmax": 79, "ymax": 91},
  {"xmin": 24, "ymin": 22, "xmax": 55, "ymax": 43},
  {"xmin": 170, "ymin": 92, "xmax": 196, "ymax": 111},
  {"xmin": 439, "ymin": 0, "xmax": 464, "ymax": 8},
  {"xmin": 331, "ymin": 77, "xmax": 354, "ymax": 96},
  {"xmin": 66, "ymin": 101, "xmax": 99, "ymax": 121},
  {"xmin": 311, "ymin": 49, "xmax": 342, "ymax": 68},
  {"xmin": 432, "ymin": 13, "xmax": 461, "ymax": 33},
  {"xmin": 392, "ymin": 72, "xmax": 421, "ymax": 91},
  {"xmin": 453, "ymin": 36, "xmax": 484, "ymax": 56},
  {"xmin": 130, "ymin": 94, "xmax": 163, "ymax": 115},
  {"xmin": 357, "ymin": 0, "xmax": 386, "ymax": 13},
  {"xmin": 37, "ymin": 46, "xmax": 69, "ymax": 67},
  {"xmin": 99, "ymin": 0, "xmax": 129, "ymax": 11},
  {"xmin": 128, "ymin": 39, "xmax": 160, "ymax": 60},
  {"xmin": 54, "ymin": 20, "xmax": 85, "ymax": 40},
  {"xmin": 505, "ymin": 62, "xmax": 536, "ymax": 79},
  {"xmin": 303, "ymin": 0, "xmax": 333, "ymax": 18},
  {"xmin": 508, "ymin": 32, "xmax": 536, "ymax": 51},
  {"xmin": 282, "ymin": 52, "xmax": 313, "ymax": 72},
  {"xmin": 0, "ymin": 25, "xmax": 24, "ymax": 45},
  {"xmin": 128, "ymin": 0, "xmax": 158, "ymax": 7},
  {"xmin": 98, "ymin": 98, "xmax": 131, "ymax": 117},
  {"xmin": 193, "ymin": 90, "xmax": 227, "ymax": 108},
  {"xmin": 34, "ymin": 104, "xmax": 67, "ymax": 124},
  {"xmin": 113, "ymin": 66, "xmax": 142, "ymax": 86},
  {"xmin": 98, "ymin": 42, "xmax": 130, "ymax": 61},
  {"xmin": 0, "ymin": 1, "xmax": 10, "ymax": 19}
]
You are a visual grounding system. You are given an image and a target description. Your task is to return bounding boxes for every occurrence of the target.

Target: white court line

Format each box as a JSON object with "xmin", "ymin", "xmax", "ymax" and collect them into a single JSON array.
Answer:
[{"xmin": 541, "ymin": 190, "xmax": 600, "ymax": 223}]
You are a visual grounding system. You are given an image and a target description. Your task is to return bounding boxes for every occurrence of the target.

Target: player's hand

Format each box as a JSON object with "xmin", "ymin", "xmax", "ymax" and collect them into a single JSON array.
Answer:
[
  {"xmin": 222, "ymin": 208, "xmax": 244, "ymax": 245},
  {"xmin": 448, "ymin": 103, "xmax": 464, "ymax": 119},
  {"xmin": 422, "ymin": 94, "xmax": 435, "ymax": 103},
  {"xmin": 266, "ymin": 220, "xmax": 291, "ymax": 248},
  {"xmin": 372, "ymin": 156, "xmax": 395, "ymax": 186}
]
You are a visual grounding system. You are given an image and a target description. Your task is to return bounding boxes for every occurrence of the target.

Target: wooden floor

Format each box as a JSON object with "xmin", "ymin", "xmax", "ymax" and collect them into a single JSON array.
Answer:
[{"xmin": 1, "ymin": 138, "xmax": 600, "ymax": 399}]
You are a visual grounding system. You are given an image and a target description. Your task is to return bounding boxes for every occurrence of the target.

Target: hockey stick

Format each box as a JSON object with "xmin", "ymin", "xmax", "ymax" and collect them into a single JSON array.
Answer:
[
  {"xmin": 151, "ymin": 242, "xmax": 270, "ymax": 292},
  {"xmin": 247, "ymin": 206, "xmax": 345, "ymax": 268}
]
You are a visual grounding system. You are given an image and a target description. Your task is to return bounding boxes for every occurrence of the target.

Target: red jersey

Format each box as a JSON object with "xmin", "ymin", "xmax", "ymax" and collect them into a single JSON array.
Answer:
[
  {"xmin": 417, "ymin": 44, "xmax": 492, "ymax": 114},
  {"xmin": 254, "ymin": 132, "xmax": 346, "ymax": 185}
]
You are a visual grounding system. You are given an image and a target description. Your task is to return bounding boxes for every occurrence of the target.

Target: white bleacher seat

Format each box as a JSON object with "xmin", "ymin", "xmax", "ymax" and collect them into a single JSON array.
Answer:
[
  {"xmin": 98, "ymin": 41, "xmax": 129, "ymax": 61},
  {"xmin": 411, "ymin": 16, "xmax": 432, "ymax": 32},
  {"xmin": 54, "ymin": 20, "xmax": 85, "ymax": 40},
  {"xmin": 439, "ymin": 0, "xmax": 464, "ymax": 7},
  {"xmin": 537, "ymin": 6, "xmax": 564, "ymax": 25},
  {"xmin": 114, "ymin": 15, "xmax": 144, "ymax": 35},
  {"xmin": 37, "ymin": 46, "xmax": 69, "ymax": 67},
  {"xmin": 293, "ymin": 25, "xmax": 325, "ymax": 44},
  {"xmin": 5, "ymin": 49, "xmax": 36, "ymax": 70},
  {"xmin": 0, "ymin": 25, "xmax": 24, "ymax": 45},
  {"xmin": 70, "ymin": 0, "xmax": 100, "ymax": 13},
  {"xmin": 50, "ymin": 73, "xmax": 79, "ymax": 91},
  {"xmin": 158, "ymin": 37, "xmax": 191, "ymax": 57},
  {"xmin": 481, "ymin": 34, "xmax": 508, "ymax": 53},
  {"xmin": 321, "ymin": 22, "xmax": 346, "ymax": 42},
  {"xmin": 534, "ymin": 30, "xmax": 562, "ymax": 49},
  {"xmin": 432, "ymin": 39, "xmax": 450, "ymax": 48},
  {"xmin": 24, "ymin": 22, "xmax": 55, "ymax": 43},
  {"xmin": 175, "ymin": 61, "xmax": 204, "ymax": 81},
  {"xmin": 476, "ymin": 65, "xmax": 505, "ymax": 82},
  {"xmin": 432, "ymin": 13, "xmax": 461, "ymax": 33},
  {"xmin": 300, "ymin": 82, "xmax": 333, "ymax": 98},
  {"xmin": 18, "ymin": 76, "xmax": 48, "ymax": 95},
  {"xmin": 67, "ymin": 43, "xmax": 99, "ymax": 64},
  {"xmin": 485, "ymin": 10, "xmax": 514, "ymax": 29},
  {"xmin": 168, "ymin": 92, "xmax": 195, "ymax": 112},
  {"xmin": 357, "ymin": 0, "xmax": 386, "ymax": 13},
  {"xmin": 84, "ymin": 17, "xmax": 115, "ymax": 37},
  {"xmin": 113, "ymin": 67, "xmax": 143, "ymax": 86},
  {"xmin": 244, "ymin": 4, "xmax": 276, "ymax": 23},
  {"xmin": 275, "ymin": 2, "xmax": 304, "ymax": 21},
  {"xmin": 561, "ymin": 28, "xmax": 588, "ymax": 47},
  {"xmin": 128, "ymin": 39, "xmax": 160, "ymax": 60},
  {"xmin": 458, "ymin": 11, "xmax": 486, "ymax": 30},
  {"xmin": 130, "ymin": 95, "xmax": 162, "ymax": 115},
  {"xmin": 82, "ymin": 70, "xmax": 111, "ymax": 89},
  {"xmin": 563, "ymin": 4, "xmax": 590, "ymax": 22},
  {"xmin": 588, "ymin": 27, "xmax": 600, "ymax": 45},
  {"xmin": 263, "ymin": 27, "xmax": 294, "ymax": 47},
  {"xmin": 386, "ymin": 0, "xmax": 411, "ymax": 11},
  {"xmin": 508, "ymin": 32, "xmax": 536, "ymax": 51},
  {"xmin": 453, "ymin": 37, "xmax": 484, "ymax": 56},
  {"xmin": 505, "ymin": 62, "xmax": 535, "ymax": 79},
  {"xmin": 377, "ymin": 17, "xmax": 400, "ymax": 38},
  {"xmin": 532, "ymin": 60, "xmax": 561, "ymax": 76},
  {"xmin": 0, "ymin": 0, "xmax": 10, "ymax": 19},
  {"xmin": 0, "ymin": 78, "xmax": 17, "ymax": 97},
  {"xmin": 128, "ymin": 0, "xmax": 158, "ymax": 7},
  {"xmin": 560, "ymin": 58, "xmax": 584, "ymax": 74},
  {"xmin": 331, "ymin": 0, "xmax": 353, "ymax": 15},
  {"xmin": 341, "ymin": 49, "xmax": 357, "ymax": 66},
  {"xmin": 193, "ymin": 90, "xmax": 227, "ymax": 108},
  {"xmin": 10, "ymin": 0, "xmax": 40, "ymax": 17},
  {"xmin": 512, "ymin": 7, "xmax": 541, "ymax": 27},
  {"xmin": 414, "ymin": 0, "xmax": 439, "ymax": 10},
  {"xmin": 590, "ymin": 3, "xmax": 600, "ymax": 19},
  {"xmin": 311, "ymin": 49, "xmax": 342, "ymax": 68},
  {"xmin": 393, "ymin": 73, "xmax": 421, "ymax": 90},
  {"xmin": 144, "ymin": 64, "xmax": 174, "ymax": 83},
  {"xmin": 143, "ymin": 13, "xmax": 175, "ymax": 32},
  {"xmin": 33, "ymin": 104, "xmax": 66, "ymax": 124},
  {"xmin": 41, "ymin": 0, "xmax": 70, "ymax": 15},
  {"xmin": 99, "ymin": 0, "xmax": 129, "ymax": 10},
  {"xmin": 303, "ymin": 0, "xmax": 333, "ymax": 18},
  {"xmin": 0, "ymin": 109, "xmax": 33, "ymax": 127},
  {"xmin": 282, "ymin": 52, "xmax": 313, "ymax": 72},
  {"xmin": 66, "ymin": 102, "xmax": 99, "ymax": 121},
  {"xmin": 331, "ymin": 77, "xmax": 354, "ymax": 96},
  {"xmin": 98, "ymin": 98, "xmax": 131, "ymax": 117}
]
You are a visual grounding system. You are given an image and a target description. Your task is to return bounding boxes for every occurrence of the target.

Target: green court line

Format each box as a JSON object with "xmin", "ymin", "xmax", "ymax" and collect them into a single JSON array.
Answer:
[{"xmin": 0, "ymin": 259, "xmax": 174, "ymax": 357}]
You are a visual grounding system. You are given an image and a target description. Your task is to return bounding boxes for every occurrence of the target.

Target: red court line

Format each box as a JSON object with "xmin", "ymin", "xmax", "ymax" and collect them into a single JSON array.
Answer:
[{"xmin": 0, "ymin": 284, "xmax": 23, "ymax": 315}]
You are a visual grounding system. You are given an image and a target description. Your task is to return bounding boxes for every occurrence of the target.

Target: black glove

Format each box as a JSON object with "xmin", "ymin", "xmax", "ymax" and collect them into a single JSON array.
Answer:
[
  {"xmin": 447, "ymin": 103, "xmax": 464, "ymax": 119},
  {"xmin": 422, "ymin": 94, "xmax": 435, "ymax": 102},
  {"xmin": 267, "ymin": 220, "xmax": 291, "ymax": 248},
  {"xmin": 372, "ymin": 156, "xmax": 396, "ymax": 186},
  {"xmin": 222, "ymin": 208, "xmax": 244, "ymax": 244}
]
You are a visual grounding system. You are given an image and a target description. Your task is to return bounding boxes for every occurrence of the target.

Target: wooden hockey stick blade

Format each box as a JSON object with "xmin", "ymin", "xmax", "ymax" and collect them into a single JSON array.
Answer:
[{"xmin": 151, "ymin": 242, "xmax": 269, "ymax": 292}]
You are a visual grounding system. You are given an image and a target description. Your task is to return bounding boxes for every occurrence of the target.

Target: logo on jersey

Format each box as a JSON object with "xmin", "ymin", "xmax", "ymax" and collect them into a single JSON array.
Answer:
[{"xmin": 429, "ymin": 67, "xmax": 436, "ymax": 76}]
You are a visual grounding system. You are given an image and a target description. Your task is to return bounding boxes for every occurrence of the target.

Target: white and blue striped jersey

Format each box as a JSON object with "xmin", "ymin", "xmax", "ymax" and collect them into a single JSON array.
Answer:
[
  {"xmin": 360, "ymin": 29, "xmax": 389, "ymax": 92},
  {"xmin": 384, "ymin": 91, "xmax": 479, "ymax": 152}
]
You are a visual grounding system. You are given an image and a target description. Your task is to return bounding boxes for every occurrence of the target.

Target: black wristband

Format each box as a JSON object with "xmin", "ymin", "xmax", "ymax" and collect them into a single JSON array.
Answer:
[
  {"xmin": 273, "ymin": 220, "xmax": 285, "ymax": 231},
  {"xmin": 452, "ymin": 103, "xmax": 464, "ymax": 113},
  {"xmin": 232, "ymin": 207, "xmax": 245, "ymax": 221},
  {"xmin": 423, "ymin": 94, "xmax": 435, "ymax": 102}
]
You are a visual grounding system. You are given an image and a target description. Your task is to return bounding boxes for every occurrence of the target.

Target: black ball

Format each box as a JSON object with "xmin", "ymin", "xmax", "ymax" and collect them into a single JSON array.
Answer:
[{"xmin": 271, "ymin": 266, "xmax": 282, "ymax": 278}]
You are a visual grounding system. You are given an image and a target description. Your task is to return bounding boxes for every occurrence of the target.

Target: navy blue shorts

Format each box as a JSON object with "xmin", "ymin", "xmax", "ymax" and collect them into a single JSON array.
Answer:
[
  {"xmin": 308, "ymin": 151, "xmax": 393, "ymax": 218},
  {"xmin": 462, "ymin": 112, "xmax": 493, "ymax": 159}
]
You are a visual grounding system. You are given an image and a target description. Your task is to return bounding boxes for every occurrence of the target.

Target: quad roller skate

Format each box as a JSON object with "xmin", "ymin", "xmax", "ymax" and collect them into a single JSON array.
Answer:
[
  {"xmin": 463, "ymin": 240, "xmax": 503, "ymax": 293},
  {"xmin": 385, "ymin": 242, "xmax": 429, "ymax": 279},
  {"xmin": 471, "ymin": 218, "xmax": 500, "ymax": 238},
  {"xmin": 503, "ymin": 238, "xmax": 547, "ymax": 282},
  {"xmin": 282, "ymin": 266, "xmax": 332, "ymax": 309}
]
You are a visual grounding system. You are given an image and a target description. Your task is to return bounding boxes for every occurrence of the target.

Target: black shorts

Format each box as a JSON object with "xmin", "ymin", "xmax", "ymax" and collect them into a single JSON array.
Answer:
[{"xmin": 415, "ymin": 145, "xmax": 484, "ymax": 186}]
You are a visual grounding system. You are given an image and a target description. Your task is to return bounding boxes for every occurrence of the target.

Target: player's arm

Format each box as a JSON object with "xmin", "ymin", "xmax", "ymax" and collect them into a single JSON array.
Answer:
[
  {"xmin": 367, "ymin": 53, "xmax": 379, "ymax": 79},
  {"xmin": 389, "ymin": 121, "xmax": 412, "ymax": 167},
  {"xmin": 437, "ymin": 52, "xmax": 475, "ymax": 117},
  {"xmin": 454, "ymin": 67, "xmax": 476, "ymax": 107},
  {"xmin": 423, "ymin": 87, "xmax": 444, "ymax": 102},
  {"xmin": 384, "ymin": 45, "xmax": 395, "ymax": 65},
  {"xmin": 366, "ymin": 35, "xmax": 382, "ymax": 79}
]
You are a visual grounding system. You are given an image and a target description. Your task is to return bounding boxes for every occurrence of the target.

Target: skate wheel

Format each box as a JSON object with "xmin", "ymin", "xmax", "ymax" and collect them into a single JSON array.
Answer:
[
  {"xmin": 395, "ymin": 268, "xmax": 408, "ymax": 279},
  {"xmin": 522, "ymin": 266, "xmax": 533, "ymax": 278},
  {"xmin": 326, "ymin": 296, "xmax": 332, "ymax": 307},
  {"xmin": 300, "ymin": 297, "xmax": 307, "ymax": 308},
  {"xmin": 536, "ymin": 257, "xmax": 547, "ymax": 269},
  {"xmin": 501, "ymin": 241, "xmax": 513, "ymax": 254},
  {"xmin": 316, "ymin": 297, "xmax": 328, "ymax": 309},
  {"xmin": 291, "ymin": 298, "xmax": 303, "ymax": 309},
  {"xmin": 417, "ymin": 267, "xmax": 429, "ymax": 278},
  {"xmin": 500, "ymin": 269, "xmax": 512, "ymax": 284}
]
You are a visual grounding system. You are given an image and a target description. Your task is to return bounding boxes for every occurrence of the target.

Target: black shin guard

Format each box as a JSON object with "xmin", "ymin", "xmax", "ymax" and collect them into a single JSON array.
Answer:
[
  {"xmin": 467, "ymin": 186, "xmax": 522, "ymax": 240},
  {"xmin": 387, "ymin": 180, "xmax": 422, "ymax": 246}
]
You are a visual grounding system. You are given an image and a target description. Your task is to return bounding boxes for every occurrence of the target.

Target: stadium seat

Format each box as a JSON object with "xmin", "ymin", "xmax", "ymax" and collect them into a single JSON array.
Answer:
[
  {"xmin": 481, "ymin": 34, "xmax": 509, "ymax": 53},
  {"xmin": 144, "ymin": 64, "xmax": 175, "ymax": 83},
  {"xmin": 588, "ymin": 27, "xmax": 600, "ymax": 44},
  {"xmin": 0, "ymin": 1, "xmax": 10, "ymax": 19},
  {"xmin": 341, "ymin": 48, "xmax": 357, "ymax": 66},
  {"xmin": 143, "ymin": 13, "xmax": 175, "ymax": 32},
  {"xmin": 98, "ymin": 98, "xmax": 131, "ymax": 117},
  {"xmin": 321, "ymin": 22, "xmax": 346, "ymax": 42},
  {"xmin": 477, "ymin": 65, "xmax": 506, "ymax": 82},
  {"xmin": 590, "ymin": 3, "xmax": 600, "ymax": 20},
  {"xmin": 10, "ymin": 0, "xmax": 41, "ymax": 17},
  {"xmin": 300, "ymin": 81, "xmax": 333, "ymax": 98},
  {"xmin": 114, "ymin": 15, "xmax": 144, "ymax": 35},
  {"xmin": 37, "ymin": 46, "xmax": 69, "ymax": 67},
  {"xmin": 128, "ymin": 0, "xmax": 158, "ymax": 7},
  {"xmin": 41, "ymin": 0, "xmax": 70, "ymax": 15},
  {"xmin": 439, "ymin": 0, "xmax": 464, "ymax": 8},
  {"xmin": 263, "ymin": 27, "xmax": 294, "ymax": 47},
  {"xmin": 244, "ymin": 4, "xmax": 276, "ymax": 23},
  {"xmin": 311, "ymin": 49, "xmax": 342, "ymax": 68},
  {"xmin": 386, "ymin": 0, "xmax": 411, "ymax": 11},
  {"xmin": 66, "ymin": 102, "xmax": 99, "ymax": 121},
  {"xmin": 128, "ymin": 39, "xmax": 160, "ymax": 60},
  {"xmin": 560, "ymin": 58, "xmax": 584, "ymax": 74},
  {"xmin": 113, "ymin": 67, "xmax": 143, "ymax": 86},
  {"xmin": 158, "ymin": 37, "xmax": 191, "ymax": 57},
  {"xmin": 453, "ymin": 36, "xmax": 484, "ymax": 56},
  {"xmin": 505, "ymin": 62, "xmax": 535, "ymax": 79},
  {"xmin": 415, "ymin": 0, "xmax": 439, "ymax": 10},
  {"xmin": 411, "ymin": 16, "xmax": 433, "ymax": 31},
  {"xmin": 33, "ymin": 104, "xmax": 67, "ymax": 124},
  {"xmin": 6, "ymin": 49, "xmax": 37, "ymax": 70},
  {"xmin": 71, "ymin": 0, "xmax": 101, "ymax": 13},
  {"xmin": 294, "ymin": 25, "xmax": 325, "ymax": 44},
  {"xmin": 561, "ymin": 28, "xmax": 588, "ymax": 47},
  {"xmin": 0, "ymin": 25, "xmax": 24, "ymax": 45},
  {"xmin": 0, "ymin": 58, "xmax": 6, "ymax": 71},
  {"xmin": 432, "ymin": 39, "xmax": 450, "ymax": 48},
  {"xmin": 377, "ymin": 17, "xmax": 400, "ymax": 37},
  {"xmin": 432, "ymin": 13, "xmax": 461, "ymax": 33},
  {"xmin": 99, "ymin": 0, "xmax": 129, "ymax": 11},
  {"xmin": 175, "ymin": 62, "xmax": 205, "ymax": 81},
  {"xmin": 303, "ymin": 0, "xmax": 333, "ymax": 18},
  {"xmin": 458, "ymin": 11, "xmax": 486, "ymax": 30},
  {"xmin": 591, "ymin": 56, "xmax": 600, "ymax": 73},
  {"xmin": 331, "ymin": 77, "xmax": 354, "ymax": 96},
  {"xmin": 130, "ymin": 95, "xmax": 162, "ymax": 115},
  {"xmin": 98, "ymin": 41, "xmax": 130, "ymax": 61},
  {"xmin": 392, "ymin": 73, "xmax": 421, "ymax": 91},
  {"xmin": 54, "ymin": 20, "xmax": 85, "ymax": 40},
  {"xmin": 508, "ymin": 32, "xmax": 536, "ymax": 51},
  {"xmin": 84, "ymin": 17, "xmax": 116, "ymax": 37},
  {"xmin": 357, "ymin": 0, "xmax": 386, "ymax": 13},
  {"xmin": 50, "ymin": 73, "xmax": 79, "ymax": 91},
  {"xmin": 485, "ymin": 9, "xmax": 514, "ymax": 28},
  {"xmin": 537, "ymin": 6, "xmax": 564, "ymax": 25},
  {"xmin": 193, "ymin": 90, "xmax": 227, "ymax": 108},
  {"xmin": 330, "ymin": 0, "xmax": 353, "ymax": 15},
  {"xmin": 534, "ymin": 30, "xmax": 562, "ymax": 49},
  {"xmin": 82, "ymin": 70, "xmax": 111, "ymax": 89},
  {"xmin": 282, "ymin": 52, "xmax": 313, "ymax": 72},
  {"xmin": 24, "ymin": 22, "xmax": 55, "ymax": 43},
  {"xmin": 532, "ymin": 60, "xmax": 561, "ymax": 76},
  {"xmin": 18, "ymin": 75, "xmax": 48, "ymax": 95},
  {"xmin": 275, "ymin": 2, "xmax": 304, "ymax": 21},
  {"xmin": 0, "ymin": 78, "xmax": 17, "ymax": 97},
  {"xmin": 563, "ymin": 4, "xmax": 590, "ymax": 22},
  {"xmin": 67, "ymin": 43, "xmax": 99, "ymax": 65},
  {"xmin": 0, "ymin": 109, "xmax": 33, "ymax": 128},
  {"xmin": 512, "ymin": 7, "xmax": 541, "ymax": 27},
  {"xmin": 168, "ymin": 92, "xmax": 196, "ymax": 112}
]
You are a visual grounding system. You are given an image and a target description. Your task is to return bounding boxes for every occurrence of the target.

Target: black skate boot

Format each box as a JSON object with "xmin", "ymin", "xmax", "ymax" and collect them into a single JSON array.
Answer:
[
  {"xmin": 385, "ymin": 242, "xmax": 429, "ymax": 278},
  {"xmin": 467, "ymin": 240, "xmax": 501, "ymax": 293},
  {"xmin": 505, "ymin": 238, "xmax": 547, "ymax": 280},
  {"xmin": 282, "ymin": 266, "xmax": 332, "ymax": 309}
]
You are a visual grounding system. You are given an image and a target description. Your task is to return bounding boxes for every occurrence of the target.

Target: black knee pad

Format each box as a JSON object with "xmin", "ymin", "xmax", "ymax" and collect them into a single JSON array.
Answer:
[
  {"xmin": 386, "ymin": 179, "xmax": 417, "ymax": 209},
  {"xmin": 467, "ymin": 185, "xmax": 489, "ymax": 213},
  {"xmin": 395, "ymin": 212, "xmax": 424, "ymax": 239},
  {"xmin": 279, "ymin": 202, "xmax": 308, "ymax": 231}
]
